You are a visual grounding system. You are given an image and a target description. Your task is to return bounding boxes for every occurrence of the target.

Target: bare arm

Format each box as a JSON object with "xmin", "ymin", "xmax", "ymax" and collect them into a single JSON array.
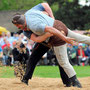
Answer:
[
  {"xmin": 41, "ymin": 3, "xmax": 55, "ymax": 19},
  {"xmin": 30, "ymin": 33, "xmax": 53, "ymax": 43},
  {"xmin": 45, "ymin": 26, "xmax": 75, "ymax": 45}
]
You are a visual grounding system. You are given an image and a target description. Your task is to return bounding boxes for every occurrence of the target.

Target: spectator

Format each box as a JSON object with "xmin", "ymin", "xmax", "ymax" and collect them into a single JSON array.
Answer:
[
  {"xmin": 85, "ymin": 45, "xmax": 90, "ymax": 65},
  {"xmin": 3, "ymin": 43, "xmax": 13, "ymax": 66},
  {"xmin": 12, "ymin": 41, "xmax": 30, "ymax": 79},
  {"xmin": 12, "ymin": 41, "xmax": 29, "ymax": 64},
  {"xmin": 1, "ymin": 37, "xmax": 7, "ymax": 49},
  {"xmin": 0, "ymin": 32, "xmax": 6, "ymax": 45},
  {"xmin": 6, "ymin": 32, "xmax": 14, "ymax": 48},
  {"xmin": 19, "ymin": 33, "xmax": 27, "ymax": 42},
  {"xmin": 76, "ymin": 43, "xmax": 89, "ymax": 66},
  {"xmin": 73, "ymin": 42, "xmax": 79, "ymax": 51},
  {"xmin": 67, "ymin": 44, "xmax": 77, "ymax": 66},
  {"xmin": 2, "ymin": 40, "xmax": 11, "ymax": 50},
  {"xmin": 12, "ymin": 32, "xmax": 19, "ymax": 41},
  {"xmin": 0, "ymin": 46, "xmax": 3, "ymax": 65}
]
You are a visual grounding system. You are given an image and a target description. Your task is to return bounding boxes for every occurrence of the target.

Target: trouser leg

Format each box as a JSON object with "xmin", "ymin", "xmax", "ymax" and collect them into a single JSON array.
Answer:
[
  {"xmin": 54, "ymin": 44, "xmax": 82, "ymax": 88},
  {"xmin": 23, "ymin": 43, "xmax": 49, "ymax": 80},
  {"xmin": 67, "ymin": 29, "xmax": 90, "ymax": 44},
  {"xmin": 58, "ymin": 65, "xmax": 71, "ymax": 85},
  {"xmin": 54, "ymin": 44, "xmax": 76, "ymax": 78}
]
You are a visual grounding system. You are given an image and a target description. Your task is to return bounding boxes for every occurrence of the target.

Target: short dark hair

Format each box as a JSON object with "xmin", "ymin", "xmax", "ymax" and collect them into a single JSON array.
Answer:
[{"xmin": 12, "ymin": 13, "xmax": 25, "ymax": 25}]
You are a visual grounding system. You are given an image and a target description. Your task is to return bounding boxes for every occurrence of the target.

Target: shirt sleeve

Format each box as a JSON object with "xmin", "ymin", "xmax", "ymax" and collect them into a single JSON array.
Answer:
[
  {"xmin": 31, "ymin": 4, "xmax": 45, "ymax": 11},
  {"xmin": 23, "ymin": 31, "xmax": 33, "ymax": 39},
  {"xmin": 29, "ymin": 22, "xmax": 46, "ymax": 35}
]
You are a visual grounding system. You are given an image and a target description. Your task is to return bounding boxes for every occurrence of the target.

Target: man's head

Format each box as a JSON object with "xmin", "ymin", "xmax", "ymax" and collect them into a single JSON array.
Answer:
[
  {"xmin": 78, "ymin": 43, "xmax": 83, "ymax": 49},
  {"xmin": 12, "ymin": 13, "xmax": 26, "ymax": 30}
]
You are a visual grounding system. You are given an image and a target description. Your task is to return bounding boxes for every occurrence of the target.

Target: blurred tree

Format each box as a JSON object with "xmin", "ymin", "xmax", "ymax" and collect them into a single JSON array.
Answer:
[
  {"xmin": 0, "ymin": 0, "xmax": 43, "ymax": 10},
  {"xmin": 46, "ymin": 0, "xmax": 90, "ymax": 30},
  {"xmin": 83, "ymin": 6, "xmax": 90, "ymax": 30}
]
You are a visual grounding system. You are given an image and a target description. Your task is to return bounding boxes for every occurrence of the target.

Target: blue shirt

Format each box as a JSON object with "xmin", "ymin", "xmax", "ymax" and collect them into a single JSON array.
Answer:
[
  {"xmin": 23, "ymin": 31, "xmax": 33, "ymax": 39},
  {"xmin": 24, "ymin": 4, "xmax": 54, "ymax": 36}
]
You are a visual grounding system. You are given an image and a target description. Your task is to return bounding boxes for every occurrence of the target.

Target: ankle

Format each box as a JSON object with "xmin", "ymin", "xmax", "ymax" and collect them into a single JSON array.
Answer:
[{"xmin": 69, "ymin": 75, "xmax": 77, "ymax": 82}]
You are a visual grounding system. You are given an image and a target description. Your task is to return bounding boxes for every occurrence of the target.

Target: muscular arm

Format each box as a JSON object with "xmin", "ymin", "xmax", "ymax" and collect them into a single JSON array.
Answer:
[
  {"xmin": 30, "ymin": 26, "xmax": 75, "ymax": 45},
  {"xmin": 41, "ymin": 3, "xmax": 55, "ymax": 19},
  {"xmin": 30, "ymin": 33, "xmax": 53, "ymax": 43},
  {"xmin": 45, "ymin": 26, "xmax": 75, "ymax": 45}
]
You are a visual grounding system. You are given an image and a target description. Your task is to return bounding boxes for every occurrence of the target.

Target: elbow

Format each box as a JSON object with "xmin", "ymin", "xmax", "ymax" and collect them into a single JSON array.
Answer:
[{"xmin": 45, "ymin": 26, "xmax": 53, "ymax": 32}]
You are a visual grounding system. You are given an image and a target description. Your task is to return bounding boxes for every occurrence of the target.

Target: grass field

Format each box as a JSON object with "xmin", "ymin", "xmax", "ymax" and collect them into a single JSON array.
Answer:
[{"xmin": 0, "ymin": 66, "xmax": 90, "ymax": 78}]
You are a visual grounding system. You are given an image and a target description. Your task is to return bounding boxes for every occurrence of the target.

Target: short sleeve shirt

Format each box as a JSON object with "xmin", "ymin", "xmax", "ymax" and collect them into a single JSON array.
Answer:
[{"xmin": 24, "ymin": 4, "xmax": 54, "ymax": 36}]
